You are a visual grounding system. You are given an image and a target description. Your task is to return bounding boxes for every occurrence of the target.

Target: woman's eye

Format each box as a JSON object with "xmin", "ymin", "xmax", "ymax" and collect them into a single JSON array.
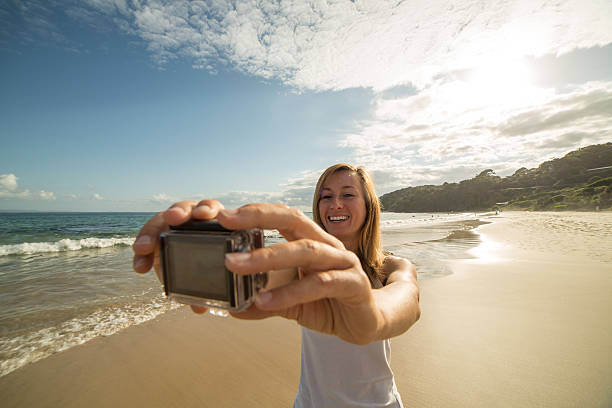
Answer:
[
  {"xmin": 321, "ymin": 195, "xmax": 332, "ymax": 200},
  {"xmin": 344, "ymin": 193, "xmax": 354, "ymax": 197}
]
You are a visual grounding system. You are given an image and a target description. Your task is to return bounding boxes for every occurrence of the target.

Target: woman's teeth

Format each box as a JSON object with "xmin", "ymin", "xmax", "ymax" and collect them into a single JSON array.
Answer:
[{"xmin": 328, "ymin": 216, "xmax": 349, "ymax": 222}]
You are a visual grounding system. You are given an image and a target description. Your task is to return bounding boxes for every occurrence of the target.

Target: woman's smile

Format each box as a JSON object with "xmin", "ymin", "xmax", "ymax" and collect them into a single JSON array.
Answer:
[{"xmin": 328, "ymin": 215, "xmax": 350, "ymax": 223}]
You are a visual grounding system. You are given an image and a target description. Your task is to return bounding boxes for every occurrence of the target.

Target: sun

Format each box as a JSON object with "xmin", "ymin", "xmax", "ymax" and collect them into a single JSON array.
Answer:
[
  {"xmin": 433, "ymin": 57, "xmax": 539, "ymax": 121},
  {"xmin": 464, "ymin": 58, "xmax": 533, "ymax": 106}
]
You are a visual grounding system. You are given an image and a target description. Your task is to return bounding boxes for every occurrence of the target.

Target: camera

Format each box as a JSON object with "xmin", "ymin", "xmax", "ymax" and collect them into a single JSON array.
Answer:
[{"xmin": 160, "ymin": 220, "xmax": 268, "ymax": 313}]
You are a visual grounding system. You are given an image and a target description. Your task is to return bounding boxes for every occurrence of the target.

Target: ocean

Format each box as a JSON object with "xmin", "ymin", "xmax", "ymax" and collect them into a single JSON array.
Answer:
[{"xmin": 0, "ymin": 211, "xmax": 485, "ymax": 377}]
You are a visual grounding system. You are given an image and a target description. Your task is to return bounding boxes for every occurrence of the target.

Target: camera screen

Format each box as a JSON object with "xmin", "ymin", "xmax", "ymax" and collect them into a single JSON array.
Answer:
[{"xmin": 166, "ymin": 235, "xmax": 229, "ymax": 301}]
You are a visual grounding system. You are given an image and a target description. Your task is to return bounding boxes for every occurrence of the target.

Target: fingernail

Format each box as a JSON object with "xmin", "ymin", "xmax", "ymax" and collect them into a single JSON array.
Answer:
[
  {"xmin": 134, "ymin": 235, "xmax": 151, "ymax": 247},
  {"xmin": 225, "ymin": 252, "xmax": 251, "ymax": 263},
  {"xmin": 255, "ymin": 291, "xmax": 272, "ymax": 305},
  {"xmin": 194, "ymin": 205, "xmax": 211, "ymax": 213},
  {"xmin": 221, "ymin": 208, "xmax": 239, "ymax": 216}
]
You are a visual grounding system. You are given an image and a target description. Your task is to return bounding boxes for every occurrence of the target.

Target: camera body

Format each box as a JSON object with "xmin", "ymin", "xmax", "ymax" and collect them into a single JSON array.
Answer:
[{"xmin": 160, "ymin": 220, "xmax": 268, "ymax": 313}]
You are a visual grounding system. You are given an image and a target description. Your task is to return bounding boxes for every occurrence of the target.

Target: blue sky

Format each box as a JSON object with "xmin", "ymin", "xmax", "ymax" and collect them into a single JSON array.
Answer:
[{"xmin": 1, "ymin": 0, "xmax": 611, "ymax": 211}]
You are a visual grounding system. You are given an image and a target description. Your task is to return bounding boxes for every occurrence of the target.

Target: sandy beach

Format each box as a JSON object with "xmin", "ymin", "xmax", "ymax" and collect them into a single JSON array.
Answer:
[{"xmin": 1, "ymin": 211, "xmax": 611, "ymax": 407}]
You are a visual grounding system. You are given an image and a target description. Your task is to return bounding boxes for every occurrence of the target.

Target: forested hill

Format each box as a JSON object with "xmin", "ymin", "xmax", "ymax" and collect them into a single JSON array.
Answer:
[{"xmin": 379, "ymin": 143, "xmax": 612, "ymax": 212}]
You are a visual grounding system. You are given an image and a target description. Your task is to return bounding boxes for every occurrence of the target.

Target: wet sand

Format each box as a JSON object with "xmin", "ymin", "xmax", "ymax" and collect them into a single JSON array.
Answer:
[{"xmin": 1, "ymin": 211, "xmax": 611, "ymax": 407}]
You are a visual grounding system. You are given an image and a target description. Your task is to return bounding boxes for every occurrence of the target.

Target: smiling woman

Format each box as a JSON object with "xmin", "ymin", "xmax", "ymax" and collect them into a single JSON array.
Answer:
[{"xmin": 131, "ymin": 163, "xmax": 420, "ymax": 408}]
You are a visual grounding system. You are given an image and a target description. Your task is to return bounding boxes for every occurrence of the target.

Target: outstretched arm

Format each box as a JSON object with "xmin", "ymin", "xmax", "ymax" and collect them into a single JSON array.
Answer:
[
  {"xmin": 372, "ymin": 256, "xmax": 421, "ymax": 341},
  {"xmin": 133, "ymin": 201, "xmax": 420, "ymax": 345}
]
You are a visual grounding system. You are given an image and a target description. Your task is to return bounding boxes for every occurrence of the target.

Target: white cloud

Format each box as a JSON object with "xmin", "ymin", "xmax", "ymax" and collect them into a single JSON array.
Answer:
[
  {"xmin": 340, "ymin": 80, "xmax": 612, "ymax": 192},
  {"xmin": 198, "ymin": 173, "xmax": 321, "ymax": 210},
  {"xmin": 78, "ymin": 0, "xmax": 612, "ymax": 91},
  {"xmin": 151, "ymin": 193, "xmax": 177, "ymax": 203},
  {"xmin": 145, "ymin": 173, "xmax": 320, "ymax": 210},
  {"xmin": 147, "ymin": 190, "xmax": 311, "ymax": 210},
  {"xmin": 0, "ymin": 174, "xmax": 18, "ymax": 191},
  {"xmin": 0, "ymin": 174, "xmax": 56, "ymax": 200},
  {"xmin": 83, "ymin": 0, "xmax": 129, "ymax": 16},
  {"xmin": 0, "ymin": 189, "xmax": 31, "ymax": 199},
  {"xmin": 277, "ymin": 168, "xmax": 325, "ymax": 209},
  {"xmin": 37, "ymin": 190, "xmax": 56, "ymax": 200},
  {"xmin": 211, "ymin": 166, "xmax": 376, "ymax": 211},
  {"xmin": 92, "ymin": 193, "xmax": 104, "ymax": 200},
  {"xmin": 211, "ymin": 190, "xmax": 285, "ymax": 208}
]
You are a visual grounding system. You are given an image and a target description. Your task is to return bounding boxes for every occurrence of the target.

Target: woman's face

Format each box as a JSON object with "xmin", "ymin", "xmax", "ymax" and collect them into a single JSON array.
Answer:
[{"xmin": 318, "ymin": 170, "xmax": 367, "ymax": 243}]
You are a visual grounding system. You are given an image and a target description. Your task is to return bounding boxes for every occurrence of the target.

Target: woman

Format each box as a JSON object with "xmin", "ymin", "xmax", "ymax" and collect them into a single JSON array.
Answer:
[{"xmin": 132, "ymin": 163, "xmax": 420, "ymax": 407}]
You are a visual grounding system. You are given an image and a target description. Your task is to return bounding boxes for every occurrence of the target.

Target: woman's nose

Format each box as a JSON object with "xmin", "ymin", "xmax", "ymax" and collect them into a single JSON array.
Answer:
[{"xmin": 331, "ymin": 196, "xmax": 343, "ymax": 208}]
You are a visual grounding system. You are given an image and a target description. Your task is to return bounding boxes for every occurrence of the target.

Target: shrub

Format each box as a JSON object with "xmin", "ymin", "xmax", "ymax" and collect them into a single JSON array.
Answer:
[
  {"xmin": 588, "ymin": 176, "xmax": 612, "ymax": 188},
  {"xmin": 551, "ymin": 194, "xmax": 565, "ymax": 202},
  {"xmin": 588, "ymin": 176, "xmax": 602, "ymax": 184}
]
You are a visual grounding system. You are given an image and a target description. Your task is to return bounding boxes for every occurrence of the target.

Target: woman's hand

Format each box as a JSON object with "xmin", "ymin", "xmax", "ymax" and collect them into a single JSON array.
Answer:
[{"xmin": 218, "ymin": 204, "xmax": 385, "ymax": 345}]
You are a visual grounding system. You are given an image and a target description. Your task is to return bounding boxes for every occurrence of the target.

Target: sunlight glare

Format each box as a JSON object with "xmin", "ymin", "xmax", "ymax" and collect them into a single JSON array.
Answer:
[
  {"xmin": 469, "ymin": 229, "xmax": 504, "ymax": 264},
  {"xmin": 465, "ymin": 59, "xmax": 533, "ymax": 107}
]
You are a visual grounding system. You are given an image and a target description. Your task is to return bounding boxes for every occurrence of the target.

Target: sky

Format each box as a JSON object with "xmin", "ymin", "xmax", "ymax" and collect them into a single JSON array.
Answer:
[{"xmin": 1, "ymin": 0, "xmax": 611, "ymax": 212}]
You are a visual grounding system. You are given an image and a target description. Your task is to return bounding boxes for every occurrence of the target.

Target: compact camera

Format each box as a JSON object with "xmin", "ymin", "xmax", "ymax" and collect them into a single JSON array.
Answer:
[{"xmin": 160, "ymin": 220, "xmax": 268, "ymax": 313}]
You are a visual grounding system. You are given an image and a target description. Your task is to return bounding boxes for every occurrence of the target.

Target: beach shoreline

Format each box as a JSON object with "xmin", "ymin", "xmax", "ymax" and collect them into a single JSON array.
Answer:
[
  {"xmin": 393, "ymin": 211, "xmax": 612, "ymax": 407},
  {"xmin": 1, "ymin": 211, "xmax": 611, "ymax": 407}
]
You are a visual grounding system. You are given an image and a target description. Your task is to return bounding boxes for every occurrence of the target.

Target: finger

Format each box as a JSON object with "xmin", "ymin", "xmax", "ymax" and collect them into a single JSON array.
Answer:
[
  {"xmin": 132, "ymin": 211, "xmax": 167, "ymax": 256},
  {"xmin": 133, "ymin": 254, "xmax": 154, "ymax": 274},
  {"xmin": 225, "ymin": 239, "xmax": 357, "ymax": 275},
  {"xmin": 163, "ymin": 200, "xmax": 199, "ymax": 226},
  {"xmin": 190, "ymin": 305, "xmax": 208, "ymax": 314},
  {"xmin": 191, "ymin": 200, "xmax": 224, "ymax": 219},
  {"xmin": 254, "ymin": 269, "xmax": 369, "ymax": 311},
  {"xmin": 133, "ymin": 200, "xmax": 210, "ymax": 276},
  {"xmin": 153, "ymin": 246, "xmax": 163, "ymax": 282},
  {"xmin": 229, "ymin": 304, "xmax": 278, "ymax": 320},
  {"xmin": 218, "ymin": 203, "xmax": 344, "ymax": 249},
  {"xmin": 136, "ymin": 199, "xmax": 221, "ymax": 264}
]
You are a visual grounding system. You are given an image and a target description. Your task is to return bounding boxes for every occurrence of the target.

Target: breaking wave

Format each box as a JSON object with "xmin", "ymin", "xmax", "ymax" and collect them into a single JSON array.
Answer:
[{"xmin": 0, "ymin": 237, "xmax": 135, "ymax": 256}]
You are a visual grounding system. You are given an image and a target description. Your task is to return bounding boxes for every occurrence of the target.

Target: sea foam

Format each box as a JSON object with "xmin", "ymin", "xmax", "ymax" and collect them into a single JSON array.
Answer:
[
  {"xmin": 0, "ymin": 237, "xmax": 135, "ymax": 256},
  {"xmin": 380, "ymin": 212, "xmax": 477, "ymax": 228},
  {"xmin": 0, "ymin": 295, "xmax": 180, "ymax": 377}
]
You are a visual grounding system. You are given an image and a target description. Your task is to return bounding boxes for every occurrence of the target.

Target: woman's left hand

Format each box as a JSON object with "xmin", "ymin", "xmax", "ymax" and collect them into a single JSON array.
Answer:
[{"xmin": 218, "ymin": 204, "xmax": 385, "ymax": 345}]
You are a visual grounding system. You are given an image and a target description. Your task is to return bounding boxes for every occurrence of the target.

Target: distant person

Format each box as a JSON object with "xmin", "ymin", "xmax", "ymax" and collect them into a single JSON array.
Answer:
[{"xmin": 132, "ymin": 163, "xmax": 421, "ymax": 407}]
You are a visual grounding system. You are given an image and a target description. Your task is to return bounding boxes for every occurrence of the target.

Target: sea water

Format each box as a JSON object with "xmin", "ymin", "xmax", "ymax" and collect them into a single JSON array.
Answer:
[{"xmin": 0, "ymin": 211, "xmax": 484, "ymax": 377}]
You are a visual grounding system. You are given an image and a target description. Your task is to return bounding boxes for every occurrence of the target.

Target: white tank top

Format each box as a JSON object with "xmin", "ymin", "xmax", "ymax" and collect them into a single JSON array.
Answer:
[{"xmin": 293, "ymin": 327, "xmax": 403, "ymax": 408}]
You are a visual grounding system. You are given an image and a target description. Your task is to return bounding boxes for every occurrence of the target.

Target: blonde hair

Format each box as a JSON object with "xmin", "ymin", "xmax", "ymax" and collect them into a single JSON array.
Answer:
[{"xmin": 312, "ymin": 164, "xmax": 386, "ymax": 285}]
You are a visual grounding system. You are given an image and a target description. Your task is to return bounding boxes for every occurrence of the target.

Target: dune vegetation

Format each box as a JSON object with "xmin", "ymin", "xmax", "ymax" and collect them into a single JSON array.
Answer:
[{"xmin": 380, "ymin": 143, "xmax": 612, "ymax": 212}]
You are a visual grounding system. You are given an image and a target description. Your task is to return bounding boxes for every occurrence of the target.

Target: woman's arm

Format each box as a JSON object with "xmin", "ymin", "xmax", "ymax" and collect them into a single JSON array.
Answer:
[{"xmin": 371, "ymin": 256, "xmax": 421, "ymax": 341}]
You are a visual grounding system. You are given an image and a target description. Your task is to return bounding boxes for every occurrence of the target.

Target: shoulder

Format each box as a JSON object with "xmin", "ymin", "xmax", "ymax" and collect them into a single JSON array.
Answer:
[{"xmin": 382, "ymin": 255, "xmax": 417, "ymax": 284}]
